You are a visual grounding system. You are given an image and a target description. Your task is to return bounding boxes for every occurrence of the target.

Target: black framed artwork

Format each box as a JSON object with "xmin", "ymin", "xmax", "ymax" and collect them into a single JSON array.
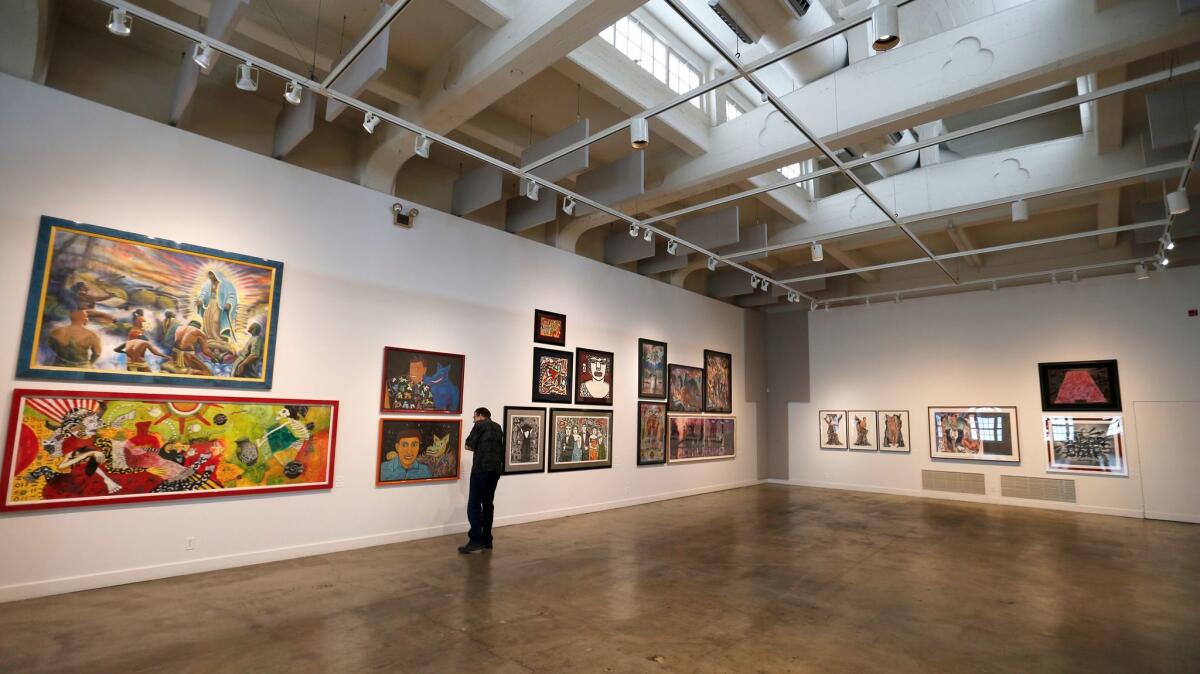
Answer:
[
  {"xmin": 637, "ymin": 338, "xmax": 668, "ymax": 400},
  {"xmin": 668, "ymin": 364, "xmax": 703, "ymax": 413},
  {"xmin": 532, "ymin": 347, "xmax": 573, "ymax": 404},
  {"xmin": 533, "ymin": 309, "xmax": 566, "ymax": 346},
  {"xmin": 503, "ymin": 407, "xmax": 546, "ymax": 474},
  {"xmin": 575, "ymin": 347, "xmax": 614, "ymax": 406},
  {"xmin": 637, "ymin": 401, "xmax": 667, "ymax": 465},
  {"xmin": 548, "ymin": 408, "xmax": 613, "ymax": 472},
  {"xmin": 703, "ymin": 350, "xmax": 733, "ymax": 414},
  {"xmin": 1038, "ymin": 360, "xmax": 1121, "ymax": 412}
]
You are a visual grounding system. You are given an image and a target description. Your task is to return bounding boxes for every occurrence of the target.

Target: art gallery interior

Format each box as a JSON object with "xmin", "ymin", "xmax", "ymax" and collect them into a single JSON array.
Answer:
[{"xmin": 0, "ymin": 0, "xmax": 1198, "ymax": 670}]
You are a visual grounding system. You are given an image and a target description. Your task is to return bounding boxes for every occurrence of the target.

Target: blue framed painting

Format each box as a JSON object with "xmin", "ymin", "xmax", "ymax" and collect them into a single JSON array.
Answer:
[{"xmin": 16, "ymin": 216, "xmax": 284, "ymax": 389}]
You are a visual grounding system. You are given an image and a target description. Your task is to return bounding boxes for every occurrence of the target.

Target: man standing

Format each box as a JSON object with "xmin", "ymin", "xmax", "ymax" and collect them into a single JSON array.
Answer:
[{"xmin": 460, "ymin": 407, "xmax": 504, "ymax": 554}]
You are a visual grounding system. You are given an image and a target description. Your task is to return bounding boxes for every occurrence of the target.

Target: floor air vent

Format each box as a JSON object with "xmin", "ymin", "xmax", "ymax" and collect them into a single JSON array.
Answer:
[
  {"xmin": 921, "ymin": 470, "xmax": 986, "ymax": 495},
  {"xmin": 1000, "ymin": 475, "xmax": 1077, "ymax": 503}
]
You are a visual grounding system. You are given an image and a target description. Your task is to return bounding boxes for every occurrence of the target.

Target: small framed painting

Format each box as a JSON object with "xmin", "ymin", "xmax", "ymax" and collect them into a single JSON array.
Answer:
[
  {"xmin": 637, "ymin": 338, "xmax": 668, "ymax": 400},
  {"xmin": 380, "ymin": 347, "xmax": 464, "ymax": 414},
  {"xmin": 637, "ymin": 401, "xmax": 667, "ymax": 465},
  {"xmin": 503, "ymin": 407, "xmax": 546, "ymax": 474},
  {"xmin": 848, "ymin": 411, "xmax": 878, "ymax": 451},
  {"xmin": 819, "ymin": 410, "xmax": 848, "ymax": 450},
  {"xmin": 667, "ymin": 364, "xmax": 704, "ymax": 413},
  {"xmin": 575, "ymin": 347, "xmax": 614, "ymax": 406},
  {"xmin": 929, "ymin": 406, "xmax": 1020, "ymax": 463},
  {"xmin": 532, "ymin": 347, "xmax": 573, "ymax": 404},
  {"xmin": 878, "ymin": 410, "xmax": 910, "ymax": 452},
  {"xmin": 376, "ymin": 419, "xmax": 461, "ymax": 485},
  {"xmin": 1044, "ymin": 415, "xmax": 1127, "ymax": 475},
  {"xmin": 703, "ymin": 350, "xmax": 733, "ymax": 414},
  {"xmin": 533, "ymin": 309, "xmax": 566, "ymax": 346},
  {"xmin": 1038, "ymin": 360, "xmax": 1121, "ymax": 412},
  {"xmin": 548, "ymin": 409, "xmax": 613, "ymax": 472}
]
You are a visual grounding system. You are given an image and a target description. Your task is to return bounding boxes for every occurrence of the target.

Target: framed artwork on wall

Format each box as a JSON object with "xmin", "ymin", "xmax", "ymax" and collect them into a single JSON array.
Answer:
[
  {"xmin": 928, "ymin": 406, "xmax": 1021, "ymax": 462},
  {"xmin": 848, "ymin": 411, "xmax": 878, "ymax": 451},
  {"xmin": 667, "ymin": 364, "xmax": 704, "ymax": 413},
  {"xmin": 1038, "ymin": 360, "xmax": 1121, "ymax": 412},
  {"xmin": 667, "ymin": 415, "xmax": 736, "ymax": 462},
  {"xmin": 503, "ymin": 407, "xmax": 546, "ymax": 474},
  {"xmin": 1044, "ymin": 415, "xmax": 1127, "ymax": 476},
  {"xmin": 637, "ymin": 401, "xmax": 667, "ymax": 465},
  {"xmin": 16, "ymin": 216, "xmax": 284, "ymax": 390},
  {"xmin": 380, "ymin": 347, "xmax": 464, "ymax": 414},
  {"xmin": 818, "ymin": 410, "xmax": 848, "ymax": 450},
  {"xmin": 532, "ymin": 347, "xmax": 573, "ymax": 404},
  {"xmin": 548, "ymin": 409, "xmax": 613, "ymax": 472},
  {"xmin": 1, "ymin": 389, "xmax": 337, "ymax": 512},
  {"xmin": 533, "ymin": 309, "xmax": 566, "ymax": 346},
  {"xmin": 376, "ymin": 419, "xmax": 461, "ymax": 485},
  {"xmin": 878, "ymin": 410, "xmax": 910, "ymax": 452},
  {"xmin": 703, "ymin": 350, "xmax": 733, "ymax": 414},
  {"xmin": 574, "ymin": 347, "xmax": 614, "ymax": 406},
  {"xmin": 637, "ymin": 339, "xmax": 668, "ymax": 400}
]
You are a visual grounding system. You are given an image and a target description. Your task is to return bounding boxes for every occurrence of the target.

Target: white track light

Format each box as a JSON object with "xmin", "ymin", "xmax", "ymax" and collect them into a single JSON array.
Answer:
[
  {"xmin": 750, "ymin": 275, "xmax": 761, "ymax": 289},
  {"xmin": 666, "ymin": 240, "xmax": 677, "ymax": 255},
  {"xmin": 761, "ymin": 280, "xmax": 770, "ymax": 293},
  {"xmin": 192, "ymin": 42, "xmax": 215, "ymax": 71},
  {"xmin": 362, "ymin": 111, "xmax": 381, "ymax": 134},
  {"xmin": 871, "ymin": 2, "xmax": 900, "ymax": 52},
  {"xmin": 788, "ymin": 292, "xmax": 798, "ymax": 303},
  {"xmin": 630, "ymin": 116, "xmax": 649, "ymax": 149},
  {"xmin": 1071, "ymin": 271, "xmax": 1079, "ymax": 283},
  {"xmin": 1158, "ymin": 252, "xmax": 1170, "ymax": 267},
  {"xmin": 521, "ymin": 178, "xmax": 540, "ymax": 201},
  {"xmin": 760, "ymin": 90, "xmax": 769, "ymax": 104},
  {"xmin": 810, "ymin": 300, "xmax": 818, "ymax": 311},
  {"xmin": 107, "ymin": 8, "xmax": 131, "ymax": 36},
  {"xmin": 1051, "ymin": 273, "xmax": 1059, "ymax": 285},
  {"xmin": 1161, "ymin": 233, "xmax": 1175, "ymax": 251},
  {"xmin": 1135, "ymin": 263, "xmax": 1149, "ymax": 280},
  {"xmin": 866, "ymin": 297, "xmax": 871, "ymax": 307},
  {"xmin": 562, "ymin": 196, "xmax": 576, "ymax": 215},
  {"xmin": 824, "ymin": 303, "xmax": 830, "ymax": 312},
  {"xmin": 235, "ymin": 61, "xmax": 259, "ymax": 91},
  {"xmin": 707, "ymin": 257, "xmax": 718, "ymax": 271},
  {"xmin": 894, "ymin": 294, "xmax": 901, "ymax": 304},
  {"xmin": 811, "ymin": 242, "xmax": 823, "ymax": 262},
  {"xmin": 1167, "ymin": 188, "xmax": 1190, "ymax": 215},
  {"xmin": 414, "ymin": 134, "xmax": 432, "ymax": 159},
  {"xmin": 629, "ymin": 224, "xmax": 640, "ymax": 238},
  {"xmin": 991, "ymin": 281, "xmax": 998, "ymax": 291},
  {"xmin": 644, "ymin": 228, "xmax": 654, "ymax": 242},
  {"xmin": 1011, "ymin": 199, "xmax": 1029, "ymax": 222},
  {"xmin": 284, "ymin": 80, "xmax": 303, "ymax": 105}
]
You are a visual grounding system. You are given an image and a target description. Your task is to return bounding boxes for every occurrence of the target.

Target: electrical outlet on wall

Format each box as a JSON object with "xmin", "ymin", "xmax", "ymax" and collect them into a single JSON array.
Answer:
[
  {"xmin": 335, "ymin": 474, "xmax": 346, "ymax": 487},
  {"xmin": 184, "ymin": 537, "xmax": 196, "ymax": 551}
]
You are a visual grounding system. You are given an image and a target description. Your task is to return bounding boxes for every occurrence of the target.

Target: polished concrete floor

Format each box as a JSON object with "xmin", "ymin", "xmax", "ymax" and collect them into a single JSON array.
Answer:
[{"xmin": 2, "ymin": 484, "xmax": 1198, "ymax": 673}]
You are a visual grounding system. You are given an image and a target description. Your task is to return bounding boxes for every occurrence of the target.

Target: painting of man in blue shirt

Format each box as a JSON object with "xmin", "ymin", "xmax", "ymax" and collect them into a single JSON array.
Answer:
[{"xmin": 379, "ymin": 426, "xmax": 432, "ymax": 482}]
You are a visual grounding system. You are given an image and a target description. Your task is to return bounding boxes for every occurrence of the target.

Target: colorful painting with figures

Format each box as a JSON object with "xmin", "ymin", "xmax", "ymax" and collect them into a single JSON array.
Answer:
[
  {"xmin": 703, "ymin": 350, "xmax": 732, "ymax": 414},
  {"xmin": 380, "ymin": 347, "xmax": 464, "ymax": 414},
  {"xmin": 533, "ymin": 309, "xmax": 566, "ymax": 346},
  {"xmin": 929, "ymin": 406, "xmax": 1020, "ymax": 462},
  {"xmin": 668, "ymin": 364, "xmax": 703, "ymax": 413},
  {"xmin": 532, "ymin": 347, "xmax": 573, "ymax": 404},
  {"xmin": 548, "ymin": 409, "xmax": 612, "ymax": 471},
  {"xmin": 638, "ymin": 339, "xmax": 667, "ymax": 400},
  {"xmin": 878, "ymin": 410, "xmax": 910, "ymax": 452},
  {"xmin": 17, "ymin": 216, "xmax": 283, "ymax": 389},
  {"xmin": 575, "ymin": 347, "xmax": 614, "ymax": 406},
  {"xmin": 848, "ymin": 411, "xmax": 878, "ymax": 451},
  {"xmin": 376, "ymin": 419, "xmax": 461, "ymax": 485},
  {"xmin": 637, "ymin": 401, "xmax": 667, "ymax": 465},
  {"xmin": 819, "ymin": 410, "xmax": 848, "ymax": 450},
  {"xmin": 1, "ymin": 390, "xmax": 337, "ymax": 512},
  {"xmin": 503, "ymin": 407, "xmax": 546, "ymax": 474}
]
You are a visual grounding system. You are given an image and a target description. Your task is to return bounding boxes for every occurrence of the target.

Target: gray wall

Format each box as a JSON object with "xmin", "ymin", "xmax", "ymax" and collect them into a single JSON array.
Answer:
[{"xmin": 763, "ymin": 309, "xmax": 810, "ymax": 480}]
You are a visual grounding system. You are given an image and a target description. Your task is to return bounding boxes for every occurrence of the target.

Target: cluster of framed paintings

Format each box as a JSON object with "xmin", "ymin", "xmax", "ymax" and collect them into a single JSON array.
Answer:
[
  {"xmin": 819, "ymin": 410, "xmax": 910, "ymax": 452},
  {"xmin": 639, "ymin": 344, "xmax": 735, "ymax": 466},
  {"xmin": 376, "ymin": 347, "xmax": 467, "ymax": 486}
]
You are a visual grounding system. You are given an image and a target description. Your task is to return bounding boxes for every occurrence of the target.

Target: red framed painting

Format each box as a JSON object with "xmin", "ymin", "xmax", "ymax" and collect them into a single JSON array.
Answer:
[
  {"xmin": 1, "ymin": 388, "xmax": 339, "ymax": 512},
  {"xmin": 376, "ymin": 418, "xmax": 462, "ymax": 485},
  {"xmin": 380, "ymin": 347, "xmax": 465, "ymax": 414}
]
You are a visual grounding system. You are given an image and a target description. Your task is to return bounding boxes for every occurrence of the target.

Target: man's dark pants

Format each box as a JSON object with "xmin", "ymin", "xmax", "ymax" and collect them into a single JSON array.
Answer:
[{"xmin": 467, "ymin": 470, "xmax": 501, "ymax": 545}]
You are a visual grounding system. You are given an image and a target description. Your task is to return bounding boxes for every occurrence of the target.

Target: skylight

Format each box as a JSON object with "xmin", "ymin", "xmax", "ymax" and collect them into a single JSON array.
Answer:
[{"xmin": 600, "ymin": 17, "xmax": 703, "ymax": 108}]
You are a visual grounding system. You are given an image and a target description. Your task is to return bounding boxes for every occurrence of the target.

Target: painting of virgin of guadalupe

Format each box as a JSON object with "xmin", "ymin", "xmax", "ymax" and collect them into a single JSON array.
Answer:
[{"xmin": 16, "ymin": 216, "xmax": 283, "ymax": 389}]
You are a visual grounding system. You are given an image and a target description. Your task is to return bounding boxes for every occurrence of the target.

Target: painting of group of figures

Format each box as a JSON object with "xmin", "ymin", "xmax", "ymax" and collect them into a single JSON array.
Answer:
[
  {"xmin": 548, "ymin": 409, "xmax": 612, "ymax": 472},
  {"xmin": 1, "ymin": 390, "xmax": 337, "ymax": 511},
  {"xmin": 929, "ymin": 406, "xmax": 1020, "ymax": 462},
  {"xmin": 18, "ymin": 216, "xmax": 283, "ymax": 389},
  {"xmin": 667, "ymin": 415, "xmax": 735, "ymax": 462},
  {"xmin": 819, "ymin": 410, "xmax": 910, "ymax": 453}
]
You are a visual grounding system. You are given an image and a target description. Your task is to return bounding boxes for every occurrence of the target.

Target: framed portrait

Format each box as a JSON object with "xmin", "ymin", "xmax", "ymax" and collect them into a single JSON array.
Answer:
[
  {"xmin": 877, "ymin": 410, "xmax": 910, "ymax": 452},
  {"xmin": 637, "ymin": 401, "xmax": 667, "ymax": 465},
  {"xmin": 667, "ymin": 364, "xmax": 704, "ymax": 413},
  {"xmin": 1038, "ymin": 360, "xmax": 1121, "ymax": 412},
  {"xmin": 1, "ymin": 389, "xmax": 337, "ymax": 512},
  {"xmin": 818, "ymin": 410, "xmax": 848, "ymax": 450},
  {"xmin": 1044, "ymin": 415, "xmax": 1127, "ymax": 476},
  {"xmin": 575, "ymin": 347, "xmax": 614, "ymax": 406},
  {"xmin": 376, "ymin": 419, "xmax": 461, "ymax": 485},
  {"xmin": 548, "ymin": 409, "xmax": 613, "ymax": 472},
  {"xmin": 532, "ymin": 347, "xmax": 573, "ymax": 404},
  {"xmin": 16, "ymin": 216, "xmax": 284, "ymax": 389},
  {"xmin": 928, "ymin": 406, "xmax": 1021, "ymax": 462},
  {"xmin": 637, "ymin": 339, "xmax": 668, "ymax": 400},
  {"xmin": 380, "ymin": 347, "xmax": 464, "ymax": 414},
  {"xmin": 848, "ymin": 411, "xmax": 878, "ymax": 451},
  {"xmin": 703, "ymin": 350, "xmax": 733, "ymax": 414},
  {"xmin": 503, "ymin": 407, "xmax": 546, "ymax": 474},
  {"xmin": 533, "ymin": 309, "xmax": 566, "ymax": 346}
]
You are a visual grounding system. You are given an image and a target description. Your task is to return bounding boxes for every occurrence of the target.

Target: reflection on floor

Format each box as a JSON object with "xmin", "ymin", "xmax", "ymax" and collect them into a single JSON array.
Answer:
[{"xmin": 2, "ymin": 484, "xmax": 1198, "ymax": 672}]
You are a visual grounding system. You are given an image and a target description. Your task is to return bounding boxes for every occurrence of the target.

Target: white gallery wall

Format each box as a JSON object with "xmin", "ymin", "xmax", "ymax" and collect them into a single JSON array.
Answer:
[
  {"xmin": 789, "ymin": 265, "xmax": 1200, "ymax": 519},
  {"xmin": 0, "ymin": 74, "xmax": 758, "ymax": 601}
]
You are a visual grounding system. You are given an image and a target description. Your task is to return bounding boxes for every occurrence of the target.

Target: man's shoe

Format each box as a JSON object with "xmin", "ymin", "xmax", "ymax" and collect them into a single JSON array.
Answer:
[
  {"xmin": 484, "ymin": 542, "xmax": 493, "ymax": 550},
  {"xmin": 458, "ymin": 542, "xmax": 486, "ymax": 554}
]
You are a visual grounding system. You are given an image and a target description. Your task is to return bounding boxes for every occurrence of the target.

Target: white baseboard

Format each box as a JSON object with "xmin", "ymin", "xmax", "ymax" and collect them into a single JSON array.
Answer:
[
  {"xmin": 0, "ymin": 478, "xmax": 763, "ymax": 604},
  {"xmin": 770, "ymin": 478, "xmax": 1147, "ymax": 519},
  {"xmin": 1145, "ymin": 510, "xmax": 1200, "ymax": 524}
]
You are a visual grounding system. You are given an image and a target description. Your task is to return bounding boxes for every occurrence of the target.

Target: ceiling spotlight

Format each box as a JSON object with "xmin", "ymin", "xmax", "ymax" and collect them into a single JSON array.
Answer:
[
  {"xmin": 811, "ymin": 242, "xmax": 823, "ymax": 262},
  {"xmin": 1135, "ymin": 263, "xmax": 1150, "ymax": 280},
  {"xmin": 362, "ymin": 111, "xmax": 381, "ymax": 134},
  {"xmin": 1158, "ymin": 252, "xmax": 1170, "ymax": 267},
  {"xmin": 707, "ymin": 257, "xmax": 718, "ymax": 271},
  {"xmin": 1071, "ymin": 271, "xmax": 1079, "ymax": 283},
  {"xmin": 1160, "ymin": 233, "xmax": 1175, "ymax": 251},
  {"xmin": 761, "ymin": 280, "xmax": 770, "ymax": 293},
  {"xmin": 107, "ymin": 8, "xmax": 132, "ymax": 36},
  {"xmin": 1167, "ymin": 188, "xmax": 1190, "ymax": 215},
  {"xmin": 414, "ymin": 134, "xmax": 432, "ymax": 159},
  {"xmin": 235, "ymin": 61, "xmax": 259, "ymax": 91},
  {"xmin": 1050, "ymin": 273, "xmax": 1059, "ymax": 285},
  {"xmin": 666, "ymin": 240, "xmax": 678, "ymax": 255},
  {"xmin": 871, "ymin": 2, "xmax": 900, "ymax": 52},
  {"xmin": 1011, "ymin": 199, "xmax": 1029, "ymax": 222},
  {"xmin": 284, "ymin": 80, "xmax": 303, "ymax": 105},
  {"xmin": 894, "ymin": 294, "xmax": 901, "ymax": 304},
  {"xmin": 865, "ymin": 297, "xmax": 871, "ymax": 307},
  {"xmin": 810, "ymin": 300, "xmax": 818, "ymax": 311},
  {"xmin": 991, "ymin": 281, "xmax": 998, "ymax": 291},
  {"xmin": 562, "ymin": 196, "xmax": 576, "ymax": 216},
  {"xmin": 760, "ymin": 90, "xmax": 769, "ymax": 104},
  {"xmin": 630, "ymin": 116, "xmax": 649, "ymax": 149},
  {"xmin": 521, "ymin": 178, "xmax": 540, "ymax": 201},
  {"xmin": 644, "ymin": 228, "xmax": 654, "ymax": 242},
  {"xmin": 629, "ymin": 224, "xmax": 640, "ymax": 238},
  {"xmin": 750, "ymin": 275, "xmax": 761, "ymax": 289},
  {"xmin": 788, "ymin": 292, "xmax": 798, "ymax": 303},
  {"xmin": 192, "ymin": 42, "xmax": 216, "ymax": 71},
  {"xmin": 824, "ymin": 303, "xmax": 830, "ymax": 312}
]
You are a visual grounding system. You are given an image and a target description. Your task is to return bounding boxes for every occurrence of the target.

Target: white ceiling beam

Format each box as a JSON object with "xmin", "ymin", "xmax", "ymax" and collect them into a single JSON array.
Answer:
[
  {"xmin": 1093, "ymin": 65, "xmax": 1126, "ymax": 154},
  {"xmin": 1095, "ymin": 187, "xmax": 1121, "ymax": 249},
  {"xmin": 823, "ymin": 244, "xmax": 879, "ymax": 283},
  {"xmin": 446, "ymin": 0, "xmax": 510, "ymax": 30},
  {"xmin": 0, "ymin": 0, "xmax": 54, "ymax": 83},
  {"xmin": 946, "ymin": 223, "xmax": 983, "ymax": 268}
]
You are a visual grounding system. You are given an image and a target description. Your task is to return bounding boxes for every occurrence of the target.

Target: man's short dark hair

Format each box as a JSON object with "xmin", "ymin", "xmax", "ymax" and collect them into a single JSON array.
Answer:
[{"xmin": 474, "ymin": 407, "xmax": 491, "ymax": 419}]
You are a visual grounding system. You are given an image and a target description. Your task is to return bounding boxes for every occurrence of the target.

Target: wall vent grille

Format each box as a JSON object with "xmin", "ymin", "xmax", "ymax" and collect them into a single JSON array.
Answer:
[
  {"xmin": 921, "ymin": 470, "xmax": 986, "ymax": 495},
  {"xmin": 1000, "ymin": 475, "xmax": 1077, "ymax": 503}
]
